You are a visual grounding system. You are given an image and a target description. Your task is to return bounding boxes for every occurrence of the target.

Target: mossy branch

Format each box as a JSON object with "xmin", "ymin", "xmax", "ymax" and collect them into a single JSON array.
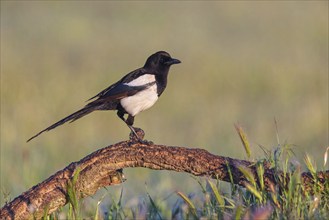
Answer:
[{"xmin": 1, "ymin": 129, "xmax": 328, "ymax": 219}]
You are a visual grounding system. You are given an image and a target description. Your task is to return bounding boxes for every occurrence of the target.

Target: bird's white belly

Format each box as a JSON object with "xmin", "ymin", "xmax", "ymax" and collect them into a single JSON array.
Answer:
[{"xmin": 120, "ymin": 84, "xmax": 158, "ymax": 116}]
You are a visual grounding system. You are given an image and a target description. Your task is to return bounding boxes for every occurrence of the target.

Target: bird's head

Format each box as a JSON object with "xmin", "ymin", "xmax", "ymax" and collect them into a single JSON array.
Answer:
[{"xmin": 144, "ymin": 51, "xmax": 181, "ymax": 72}]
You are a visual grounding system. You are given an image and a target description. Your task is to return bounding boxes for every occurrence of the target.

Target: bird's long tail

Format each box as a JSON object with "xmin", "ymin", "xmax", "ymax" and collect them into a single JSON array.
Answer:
[{"xmin": 27, "ymin": 105, "xmax": 97, "ymax": 142}]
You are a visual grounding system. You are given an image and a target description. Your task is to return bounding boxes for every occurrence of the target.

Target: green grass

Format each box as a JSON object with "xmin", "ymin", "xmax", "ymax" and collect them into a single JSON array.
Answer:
[{"xmin": 67, "ymin": 168, "xmax": 81, "ymax": 219}]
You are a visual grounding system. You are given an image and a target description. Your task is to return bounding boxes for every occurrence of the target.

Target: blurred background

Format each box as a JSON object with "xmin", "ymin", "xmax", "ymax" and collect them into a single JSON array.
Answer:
[{"xmin": 1, "ymin": 1, "xmax": 328, "ymax": 211}]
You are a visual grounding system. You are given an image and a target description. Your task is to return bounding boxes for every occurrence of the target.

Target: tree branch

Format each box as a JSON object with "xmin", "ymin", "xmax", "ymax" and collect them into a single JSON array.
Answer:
[{"xmin": 1, "ymin": 129, "xmax": 328, "ymax": 219}]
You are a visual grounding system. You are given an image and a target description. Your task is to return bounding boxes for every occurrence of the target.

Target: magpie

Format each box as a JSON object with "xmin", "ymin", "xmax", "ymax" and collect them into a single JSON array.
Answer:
[{"xmin": 27, "ymin": 51, "xmax": 181, "ymax": 142}]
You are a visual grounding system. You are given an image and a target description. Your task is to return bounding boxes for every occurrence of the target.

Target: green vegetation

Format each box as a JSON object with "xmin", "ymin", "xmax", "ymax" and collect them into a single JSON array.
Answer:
[{"xmin": 67, "ymin": 168, "xmax": 81, "ymax": 219}]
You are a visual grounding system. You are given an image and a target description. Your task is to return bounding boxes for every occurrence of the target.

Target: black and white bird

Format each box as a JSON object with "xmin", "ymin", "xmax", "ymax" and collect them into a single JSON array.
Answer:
[{"xmin": 27, "ymin": 51, "xmax": 181, "ymax": 142}]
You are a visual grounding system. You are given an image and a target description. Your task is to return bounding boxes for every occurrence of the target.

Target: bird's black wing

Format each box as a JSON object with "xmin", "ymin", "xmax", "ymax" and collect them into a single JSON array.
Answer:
[
  {"xmin": 86, "ymin": 81, "xmax": 119, "ymax": 101},
  {"xmin": 87, "ymin": 68, "xmax": 148, "ymax": 101},
  {"xmin": 88, "ymin": 81, "xmax": 155, "ymax": 105}
]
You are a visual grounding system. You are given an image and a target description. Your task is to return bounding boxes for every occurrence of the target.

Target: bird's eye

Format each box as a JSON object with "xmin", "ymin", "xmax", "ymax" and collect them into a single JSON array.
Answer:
[{"xmin": 160, "ymin": 58, "xmax": 164, "ymax": 63}]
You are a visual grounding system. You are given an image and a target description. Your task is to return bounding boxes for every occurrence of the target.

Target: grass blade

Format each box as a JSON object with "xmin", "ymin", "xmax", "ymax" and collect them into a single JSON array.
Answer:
[
  {"xmin": 245, "ymin": 183, "xmax": 263, "ymax": 203},
  {"xmin": 238, "ymin": 166, "xmax": 256, "ymax": 187},
  {"xmin": 176, "ymin": 191, "xmax": 198, "ymax": 218},
  {"xmin": 235, "ymin": 124, "xmax": 251, "ymax": 158},
  {"xmin": 304, "ymin": 154, "xmax": 317, "ymax": 175},
  {"xmin": 206, "ymin": 179, "xmax": 225, "ymax": 207},
  {"xmin": 67, "ymin": 167, "xmax": 81, "ymax": 219},
  {"xmin": 256, "ymin": 162, "xmax": 265, "ymax": 191}
]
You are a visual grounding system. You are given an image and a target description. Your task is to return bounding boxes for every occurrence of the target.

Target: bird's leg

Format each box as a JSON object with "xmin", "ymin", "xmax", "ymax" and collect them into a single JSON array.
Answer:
[
  {"xmin": 126, "ymin": 115, "xmax": 139, "ymax": 139},
  {"xmin": 117, "ymin": 111, "xmax": 140, "ymax": 140},
  {"xmin": 126, "ymin": 115, "xmax": 153, "ymax": 144}
]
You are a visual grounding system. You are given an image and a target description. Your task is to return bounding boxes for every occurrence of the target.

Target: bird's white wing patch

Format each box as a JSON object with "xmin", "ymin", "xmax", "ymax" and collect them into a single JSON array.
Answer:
[
  {"xmin": 125, "ymin": 74, "xmax": 155, "ymax": 86},
  {"xmin": 121, "ymin": 74, "xmax": 158, "ymax": 116}
]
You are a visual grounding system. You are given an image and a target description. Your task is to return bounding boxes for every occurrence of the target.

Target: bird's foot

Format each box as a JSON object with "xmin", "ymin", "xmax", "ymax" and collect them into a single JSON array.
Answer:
[
  {"xmin": 129, "ymin": 127, "xmax": 145, "ymax": 141},
  {"xmin": 128, "ymin": 127, "xmax": 153, "ymax": 145}
]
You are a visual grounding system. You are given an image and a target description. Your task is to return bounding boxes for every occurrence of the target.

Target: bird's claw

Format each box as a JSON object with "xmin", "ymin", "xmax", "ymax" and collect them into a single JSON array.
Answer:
[
  {"xmin": 129, "ymin": 127, "xmax": 145, "ymax": 141},
  {"xmin": 128, "ymin": 127, "xmax": 153, "ymax": 145}
]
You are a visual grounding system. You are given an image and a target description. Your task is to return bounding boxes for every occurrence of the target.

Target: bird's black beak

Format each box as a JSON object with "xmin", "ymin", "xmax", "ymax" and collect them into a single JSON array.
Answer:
[{"xmin": 165, "ymin": 58, "xmax": 181, "ymax": 66}]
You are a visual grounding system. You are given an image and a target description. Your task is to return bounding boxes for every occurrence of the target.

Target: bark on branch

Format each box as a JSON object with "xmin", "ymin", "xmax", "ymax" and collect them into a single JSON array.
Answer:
[{"xmin": 1, "ymin": 129, "xmax": 328, "ymax": 219}]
